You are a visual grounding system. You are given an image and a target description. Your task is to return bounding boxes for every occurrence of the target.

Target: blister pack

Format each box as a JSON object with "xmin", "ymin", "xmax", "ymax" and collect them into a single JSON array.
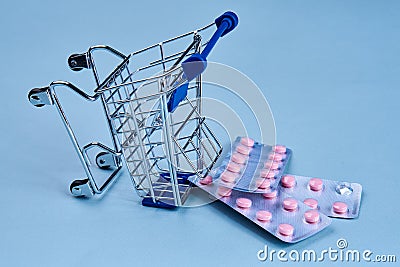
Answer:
[
  {"xmin": 190, "ymin": 178, "xmax": 332, "ymax": 243},
  {"xmin": 193, "ymin": 137, "xmax": 363, "ymax": 242},
  {"xmin": 278, "ymin": 174, "xmax": 362, "ymax": 219},
  {"xmin": 209, "ymin": 137, "xmax": 292, "ymax": 193}
]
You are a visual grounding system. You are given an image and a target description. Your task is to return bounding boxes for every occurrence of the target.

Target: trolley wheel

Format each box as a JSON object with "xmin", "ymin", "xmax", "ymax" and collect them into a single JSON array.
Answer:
[
  {"xmin": 70, "ymin": 178, "xmax": 94, "ymax": 197},
  {"xmin": 28, "ymin": 87, "xmax": 51, "ymax": 107},
  {"xmin": 30, "ymin": 97, "xmax": 44, "ymax": 107},
  {"xmin": 68, "ymin": 53, "xmax": 89, "ymax": 71},
  {"xmin": 71, "ymin": 66, "xmax": 83, "ymax": 71},
  {"xmin": 96, "ymin": 152, "xmax": 112, "ymax": 169}
]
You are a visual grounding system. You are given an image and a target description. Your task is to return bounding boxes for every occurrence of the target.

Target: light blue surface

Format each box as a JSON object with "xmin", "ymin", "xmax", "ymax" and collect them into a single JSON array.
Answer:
[{"xmin": 1, "ymin": 1, "xmax": 399, "ymax": 266}]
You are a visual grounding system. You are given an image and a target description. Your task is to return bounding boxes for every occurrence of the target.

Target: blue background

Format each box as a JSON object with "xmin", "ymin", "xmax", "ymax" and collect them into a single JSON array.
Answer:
[{"xmin": 1, "ymin": 0, "xmax": 399, "ymax": 266}]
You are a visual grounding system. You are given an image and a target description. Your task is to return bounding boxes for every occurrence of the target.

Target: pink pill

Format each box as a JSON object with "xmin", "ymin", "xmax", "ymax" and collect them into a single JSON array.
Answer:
[
  {"xmin": 273, "ymin": 145, "xmax": 287, "ymax": 154},
  {"xmin": 264, "ymin": 160, "xmax": 280, "ymax": 170},
  {"xmin": 226, "ymin": 162, "xmax": 241, "ymax": 173},
  {"xmin": 309, "ymin": 178, "xmax": 323, "ymax": 191},
  {"xmin": 236, "ymin": 197, "xmax": 252, "ymax": 209},
  {"xmin": 333, "ymin": 201, "xmax": 348, "ymax": 214},
  {"xmin": 236, "ymin": 144, "xmax": 252, "ymax": 155},
  {"xmin": 260, "ymin": 169, "xmax": 277, "ymax": 179},
  {"xmin": 304, "ymin": 210, "xmax": 320, "ymax": 224},
  {"xmin": 240, "ymin": 137, "xmax": 254, "ymax": 147},
  {"xmin": 283, "ymin": 198, "xmax": 298, "ymax": 211},
  {"xmin": 231, "ymin": 152, "xmax": 247, "ymax": 164},
  {"xmin": 268, "ymin": 152, "xmax": 286, "ymax": 162},
  {"xmin": 278, "ymin": 224, "xmax": 294, "ymax": 236},
  {"xmin": 217, "ymin": 186, "xmax": 232, "ymax": 197},
  {"xmin": 281, "ymin": 175, "xmax": 296, "ymax": 188},
  {"xmin": 256, "ymin": 210, "xmax": 272, "ymax": 222},
  {"xmin": 263, "ymin": 190, "xmax": 277, "ymax": 199},
  {"xmin": 256, "ymin": 179, "xmax": 271, "ymax": 189},
  {"xmin": 303, "ymin": 198, "xmax": 318, "ymax": 209},
  {"xmin": 199, "ymin": 175, "xmax": 213, "ymax": 185},
  {"xmin": 220, "ymin": 171, "xmax": 238, "ymax": 183}
]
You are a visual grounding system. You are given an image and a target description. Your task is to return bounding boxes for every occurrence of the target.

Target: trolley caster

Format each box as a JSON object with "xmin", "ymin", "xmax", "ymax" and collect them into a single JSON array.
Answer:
[
  {"xmin": 70, "ymin": 178, "xmax": 94, "ymax": 197},
  {"xmin": 95, "ymin": 152, "xmax": 119, "ymax": 169},
  {"xmin": 28, "ymin": 87, "xmax": 53, "ymax": 107},
  {"xmin": 68, "ymin": 53, "xmax": 90, "ymax": 71}
]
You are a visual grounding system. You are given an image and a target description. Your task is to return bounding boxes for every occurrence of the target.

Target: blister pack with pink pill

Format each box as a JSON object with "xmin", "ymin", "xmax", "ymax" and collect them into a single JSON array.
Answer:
[
  {"xmin": 210, "ymin": 137, "xmax": 292, "ymax": 193},
  {"xmin": 278, "ymin": 174, "xmax": 362, "ymax": 219},
  {"xmin": 190, "ymin": 179, "xmax": 332, "ymax": 243}
]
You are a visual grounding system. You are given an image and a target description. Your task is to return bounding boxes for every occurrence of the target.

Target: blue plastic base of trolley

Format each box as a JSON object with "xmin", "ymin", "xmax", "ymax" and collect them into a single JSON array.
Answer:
[
  {"xmin": 141, "ymin": 172, "xmax": 195, "ymax": 209},
  {"xmin": 141, "ymin": 198, "xmax": 177, "ymax": 209}
]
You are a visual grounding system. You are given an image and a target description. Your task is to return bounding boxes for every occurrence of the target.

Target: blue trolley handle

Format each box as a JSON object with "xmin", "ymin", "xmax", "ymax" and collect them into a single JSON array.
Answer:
[{"xmin": 167, "ymin": 11, "xmax": 239, "ymax": 112}]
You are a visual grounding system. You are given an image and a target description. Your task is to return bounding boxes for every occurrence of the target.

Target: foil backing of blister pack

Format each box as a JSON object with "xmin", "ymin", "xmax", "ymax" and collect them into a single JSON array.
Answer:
[
  {"xmin": 190, "ymin": 178, "xmax": 332, "ymax": 243},
  {"xmin": 211, "ymin": 137, "xmax": 291, "ymax": 193},
  {"xmin": 278, "ymin": 174, "xmax": 362, "ymax": 219}
]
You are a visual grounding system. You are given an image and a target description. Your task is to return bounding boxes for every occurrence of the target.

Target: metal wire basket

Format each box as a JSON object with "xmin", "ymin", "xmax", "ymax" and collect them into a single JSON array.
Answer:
[{"xmin": 28, "ymin": 11, "xmax": 238, "ymax": 208}]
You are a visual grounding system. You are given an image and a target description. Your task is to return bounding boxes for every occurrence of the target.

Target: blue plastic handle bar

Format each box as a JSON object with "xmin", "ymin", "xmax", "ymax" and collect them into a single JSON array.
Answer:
[
  {"xmin": 201, "ymin": 11, "xmax": 239, "ymax": 59},
  {"xmin": 182, "ymin": 11, "xmax": 239, "ymax": 80},
  {"xmin": 167, "ymin": 11, "xmax": 239, "ymax": 112}
]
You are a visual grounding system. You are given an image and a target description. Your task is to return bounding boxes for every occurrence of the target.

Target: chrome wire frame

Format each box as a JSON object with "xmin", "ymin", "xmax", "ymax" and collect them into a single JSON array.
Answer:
[
  {"xmin": 62, "ymin": 22, "xmax": 222, "ymax": 206},
  {"xmin": 29, "ymin": 81, "xmax": 124, "ymax": 197}
]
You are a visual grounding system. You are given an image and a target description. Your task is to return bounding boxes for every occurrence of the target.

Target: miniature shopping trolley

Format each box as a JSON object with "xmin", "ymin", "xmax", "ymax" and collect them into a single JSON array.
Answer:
[{"xmin": 28, "ymin": 11, "xmax": 238, "ymax": 208}]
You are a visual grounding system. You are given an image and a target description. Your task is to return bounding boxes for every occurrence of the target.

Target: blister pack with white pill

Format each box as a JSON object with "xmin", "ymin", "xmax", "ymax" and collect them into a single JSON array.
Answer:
[
  {"xmin": 278, "ymin": 174, "xmax": 362, "ymax": 219},
  {"xmin": 210, "ymin": 137, "xmax": 292, "ymax": 193},
  {"xmin": 190, "ymin": 178, "xmax": 332, "ymax": 243}
]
